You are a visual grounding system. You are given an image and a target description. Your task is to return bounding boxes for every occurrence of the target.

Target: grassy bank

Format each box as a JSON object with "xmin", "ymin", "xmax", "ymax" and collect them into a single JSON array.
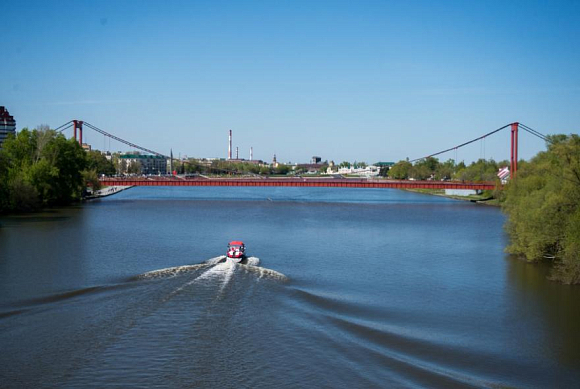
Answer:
[{"xmin": 402, "ymin": 188, "xmax": 500, "ymax": 206}]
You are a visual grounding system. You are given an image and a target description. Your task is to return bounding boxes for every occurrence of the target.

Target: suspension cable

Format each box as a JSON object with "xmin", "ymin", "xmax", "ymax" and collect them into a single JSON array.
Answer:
[
  {"xmin": 54, "ymin": 120, "xmax": 73, "ymax": 132},
  {"xmin": 56, "ymin": 123, "xmax": 73, "ymax": 133},
  {"xmin": 519, "ymin": 123, "xmax": 552, "ymax": 143},
  {"xmin": 83, "ymin": 122, "xmax": 165, "ymax": 157},
  {"xmin": 410, "ymin": 123, "xmax": 511, "ymax": 163},
  {"xmin": 83, "ymin": 122, "xmax": 259, "ymax": 176}
]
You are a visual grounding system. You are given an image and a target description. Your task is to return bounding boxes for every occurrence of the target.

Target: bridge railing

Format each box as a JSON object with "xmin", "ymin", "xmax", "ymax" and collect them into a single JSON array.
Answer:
[{"xmin": 99, "ymin": 177, "xmax": 498, "ymax": 190}]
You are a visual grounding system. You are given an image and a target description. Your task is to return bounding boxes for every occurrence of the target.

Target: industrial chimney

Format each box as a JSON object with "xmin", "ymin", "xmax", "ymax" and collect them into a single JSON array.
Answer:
[
  {"xmin": 236, "ymin": 146, "xmax": 239, "ymax": 160},
  {"xmin": 228, "ymin": 130, "xmax": 232, "ymax": 160},
  {"xmin": 250, "ymin": 147, "xmax": 253, "ymax": 161}
]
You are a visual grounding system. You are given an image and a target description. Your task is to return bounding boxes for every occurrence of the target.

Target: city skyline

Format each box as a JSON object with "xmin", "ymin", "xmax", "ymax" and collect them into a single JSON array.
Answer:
[{"xmin": 2, "ymin": 0, "xmax": 579, "ymax": 163}]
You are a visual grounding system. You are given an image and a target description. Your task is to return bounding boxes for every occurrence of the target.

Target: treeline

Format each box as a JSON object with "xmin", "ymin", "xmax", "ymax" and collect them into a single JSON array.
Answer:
[
  {"xmin": 0, "ymin": 128, "xmax": 115, "ymax": 214},
  {"xmin": 502, "ymin": 134, "xmax": 580, "ymax": 284},
  {"xmin": 386, "ymin": 157, "xmax": 507, "ymax": 182},
  {"xmin": 171, "ymin": 159, "xmax": 293, "ymax": 176}
]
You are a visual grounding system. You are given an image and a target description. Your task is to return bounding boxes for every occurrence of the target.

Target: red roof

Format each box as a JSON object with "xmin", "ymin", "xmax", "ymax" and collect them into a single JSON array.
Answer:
[{"xmin": 229, "ymin": 241, "xmax": 244, "ymax": 245}]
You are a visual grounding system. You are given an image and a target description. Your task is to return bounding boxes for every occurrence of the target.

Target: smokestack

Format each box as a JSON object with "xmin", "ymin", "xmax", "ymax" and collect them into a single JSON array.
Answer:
[
  {"xmin": 236, "ymin": 146, "xmax": 239, "ymax": 160},
  {"xmin": 250, "ymin": 147, "xmax": 253, "ymax": 161},
  {"xmin": 228, "ymin": 130, "xmax": 232, "ymax": 160}
]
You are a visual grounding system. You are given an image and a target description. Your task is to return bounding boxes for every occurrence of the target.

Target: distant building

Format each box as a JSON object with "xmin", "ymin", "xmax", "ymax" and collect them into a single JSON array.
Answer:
[
  {"xmin": 296, "ymin": 163, "xmax": 323, "ymax": 174},
  {"xmin": 119, "ymin": 153, "xmax": 167, "ymax": 175},
  {"xmin": 336, "ymin": 165, "xmax": 380, "ymax": 177},
  {"xmin": 0, "ymin": 106, "xmax": 16, "ymax": 148},
  {"xmin": 374, "ymin": 162, "xmax": 395, "ymax": 168},
  {"xmin": 326, "ymin": 161, "xmax": 338, "ymax": 174},
  {"xmin": 374, "ymin": 161, "xmax": 395, "ymax": 176},
  {"xmin": 311, "ymin": 156, "xmax": 321, "ymax": 164}
]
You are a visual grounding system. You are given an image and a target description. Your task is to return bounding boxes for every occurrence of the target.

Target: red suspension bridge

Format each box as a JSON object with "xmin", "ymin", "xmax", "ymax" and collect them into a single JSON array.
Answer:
[{"xmin": 53, "ymin": 120, "xmax": 550, "ymax": 190}]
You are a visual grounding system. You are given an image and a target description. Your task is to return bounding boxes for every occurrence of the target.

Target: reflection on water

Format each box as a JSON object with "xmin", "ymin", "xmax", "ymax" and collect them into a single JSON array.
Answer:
[
  {"xmin": 507, "ymin": 256, "xmax": 580, "ymax": 367},
  {"xmin": 0, "ymin": 187, "xmax": 579, "ymax": 388}
]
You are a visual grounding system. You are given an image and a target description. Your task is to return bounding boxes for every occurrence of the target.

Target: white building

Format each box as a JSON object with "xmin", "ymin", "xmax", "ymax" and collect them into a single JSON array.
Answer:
[{"xmin": 335, "ymin": 165, "xmax": 380, "ymax": 177}]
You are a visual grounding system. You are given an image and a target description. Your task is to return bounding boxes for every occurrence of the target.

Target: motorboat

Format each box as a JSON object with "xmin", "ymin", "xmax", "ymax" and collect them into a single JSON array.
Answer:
[{"xmin": 226, "ymin": 241, "xmax": 246, "ymax": 262}]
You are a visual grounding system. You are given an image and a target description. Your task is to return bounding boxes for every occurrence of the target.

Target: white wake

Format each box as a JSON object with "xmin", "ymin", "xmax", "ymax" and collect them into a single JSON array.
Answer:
[{"xmin": 136, "ymin": 255, "xmax": 287, "ymax": 300}]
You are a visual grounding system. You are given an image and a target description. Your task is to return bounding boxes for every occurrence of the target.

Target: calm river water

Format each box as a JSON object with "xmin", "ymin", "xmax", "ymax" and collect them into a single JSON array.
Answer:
[{"xmin": 0, "ymin": 187, "xmax": 579, "ymax": 388}]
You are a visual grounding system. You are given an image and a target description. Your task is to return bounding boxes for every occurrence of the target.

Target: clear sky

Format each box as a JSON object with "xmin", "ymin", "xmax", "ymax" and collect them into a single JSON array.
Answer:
[{"xmin": 2, "ymin": 0, "xmax": 579, "ymax": 164}]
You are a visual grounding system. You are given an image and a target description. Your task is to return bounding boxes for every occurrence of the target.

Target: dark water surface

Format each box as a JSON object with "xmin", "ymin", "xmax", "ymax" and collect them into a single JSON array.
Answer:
[{"xmin": 1, "ymin": 187, "xmax": 579, "ymax": 388}]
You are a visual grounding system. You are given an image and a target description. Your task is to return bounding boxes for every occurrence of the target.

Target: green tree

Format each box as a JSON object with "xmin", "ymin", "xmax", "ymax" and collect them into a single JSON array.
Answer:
[
  {"xmin": 274, "ymin": 164, "xmax": 291, "ymax": 175},
  {"xmin": 454, "ymin": 159, "xmax": 499, "ymax": 182},
  {"xmin": 82, "ymin": 169, "xmax": 102, "ymax": 192},
  {"xmin": 86, "ymin": 150, "xmax": 116, "ymax": 176},
  {"xmin": 0, "ymin": 150, "xmax": 11, "ymax": 213},
  {"xmin": 388, "ymin": 160, "xmax": 413, "ymax": 179},
  {"xmin": 502, "ymin": 134, "xmax": 580, "ymax": 284},
  {"xmin": 184, "ymin": 160, "xmax": 202, "ymax": 174},
  {"xmin": 127, "ymin": 160, "xmax": 142, "ymax": 175},
  {"xmin": 259, "ymin": 166, "xmax": 271, "ymax": 175},
  {"xmin": 435, "ymin": 159, "xmax": 456, "ymax": 180},
  {"xmin": 0, "ymin": 128, "xmax": 88, "ymax": 212},
  {"xmin": 378, "ymin": 165, "xmax": 390, "ymax": 177}
]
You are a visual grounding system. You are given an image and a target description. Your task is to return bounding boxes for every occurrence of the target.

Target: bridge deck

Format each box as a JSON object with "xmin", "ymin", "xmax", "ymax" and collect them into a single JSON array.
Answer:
[{"xmin": 100, "ymin": 177, "xmax": 497, "ymax": 190}]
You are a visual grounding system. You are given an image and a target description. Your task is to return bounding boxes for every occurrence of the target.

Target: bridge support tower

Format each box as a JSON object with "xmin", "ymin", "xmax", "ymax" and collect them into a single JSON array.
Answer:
[
  {"xmin": 73, "ymin": 120, "xmax": 84, "ymax": 145},
  {"xmin": 510, "ymin": 122, "xmax": 519, "ymax": 180}
]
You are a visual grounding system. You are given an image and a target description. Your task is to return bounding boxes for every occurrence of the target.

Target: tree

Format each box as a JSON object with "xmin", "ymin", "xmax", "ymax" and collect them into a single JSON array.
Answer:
[
  {"xmin": 82, "ymin": 169, "xmax": 102, "ymax": 192},
  {"xmin": 502, "ymin": 134, "xmax": 580, "ymax": 284},
  {"xmin": 0, "ymin": 127, "xmax": 87, "ymax": 212},
  {"xmin": 388, "ymin": 160, "xmax": 413, "ymax": 179},
  {"xmin": 379, "ymin": 165, "xmax": 390, "ymax": 177},
  {"xmin": 412, "ymin": 157, "xmax": 439, "ymax": 180},
  {"xmin": 86, "ymin": 150, "xmax": 116, "ymax": 176},
  {"xmin": 0, "ymin": 151, "xmax": 10, "ymax": 213},
  {"xmin": 259, "ymin": 166, "xmax": 271, "ymax": 175},
  {"xmin": 184, "ymin": 160, "xmax": 202, "ymax": 174},
  {"xmin": 274, "ymin": 164, "xmax": 291, "ymax": 175},
  {"xmin": 435, "ymin": 159, "xmax": 456, "ymax": 180},
  {"xmin": 454, "ymin": 159, "xmax": 499, "ymax": 182},
  {"xmin": 127, "ymin": 160, "xmax": 142, "ymax": 175}
]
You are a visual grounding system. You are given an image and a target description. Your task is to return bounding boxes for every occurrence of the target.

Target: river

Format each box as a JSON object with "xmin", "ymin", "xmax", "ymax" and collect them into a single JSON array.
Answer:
[{"xmin": 0, "ymin": 187, "xmax": 578, "ymax": 388}]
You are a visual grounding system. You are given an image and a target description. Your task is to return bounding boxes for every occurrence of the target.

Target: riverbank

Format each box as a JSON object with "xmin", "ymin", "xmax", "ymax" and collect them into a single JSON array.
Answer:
[
  {"xmin": 85, "ymin": 185, "xmax": 133, "ymax": 200},
  {"xmin": 402, "ymin": 188, "xmax": 500, "ymax": 206}
]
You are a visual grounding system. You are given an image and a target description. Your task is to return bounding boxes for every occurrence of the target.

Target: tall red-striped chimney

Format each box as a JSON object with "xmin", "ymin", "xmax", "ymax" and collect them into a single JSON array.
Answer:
[{"xmin": 228, "ymin": 130, "xmax": 232, "ymax": 160}]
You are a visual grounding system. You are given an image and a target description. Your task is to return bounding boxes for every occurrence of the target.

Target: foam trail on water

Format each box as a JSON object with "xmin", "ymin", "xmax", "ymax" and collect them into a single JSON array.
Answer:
[
  {"xmin": 245, "ymin": 256, "xmax": 260, "ymax": 266},
  {"xmin": 136, "ymin": 255, "xmax": 285, "ymax": 302},
  {"xmin": 219, "ymin": 259, "xmax": 236, "ymax": 293},
  {"xmin": 240, "ymin": 263, "xmax": 288, "ymax": 282},
  {"xmin": 205, "ymin": 256, "xmax": 226, "ymax": 265},
  {"xmin": 197, "ymin": 259, "xmax": 234, "ymax": 281},
  {"xmin": 135, "ymin": 257, "xmax": 225, "ymax": 280},
  {"xmin": 195, "ymin": 258, "xmax": 237, "ymax": 296},
  {"xmin": 168, "ymin": 262, "xmax": 228, "ymax": 297},
  {"xmin": 136, "ymin": 263, "xmax": 209, "ymax": 280}
]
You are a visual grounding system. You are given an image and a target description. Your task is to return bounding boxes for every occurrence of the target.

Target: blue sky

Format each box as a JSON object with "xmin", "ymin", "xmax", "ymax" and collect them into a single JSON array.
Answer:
[{"xmin": 2, "ymin": 0, "xmax": 579, "ymax": 164}]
